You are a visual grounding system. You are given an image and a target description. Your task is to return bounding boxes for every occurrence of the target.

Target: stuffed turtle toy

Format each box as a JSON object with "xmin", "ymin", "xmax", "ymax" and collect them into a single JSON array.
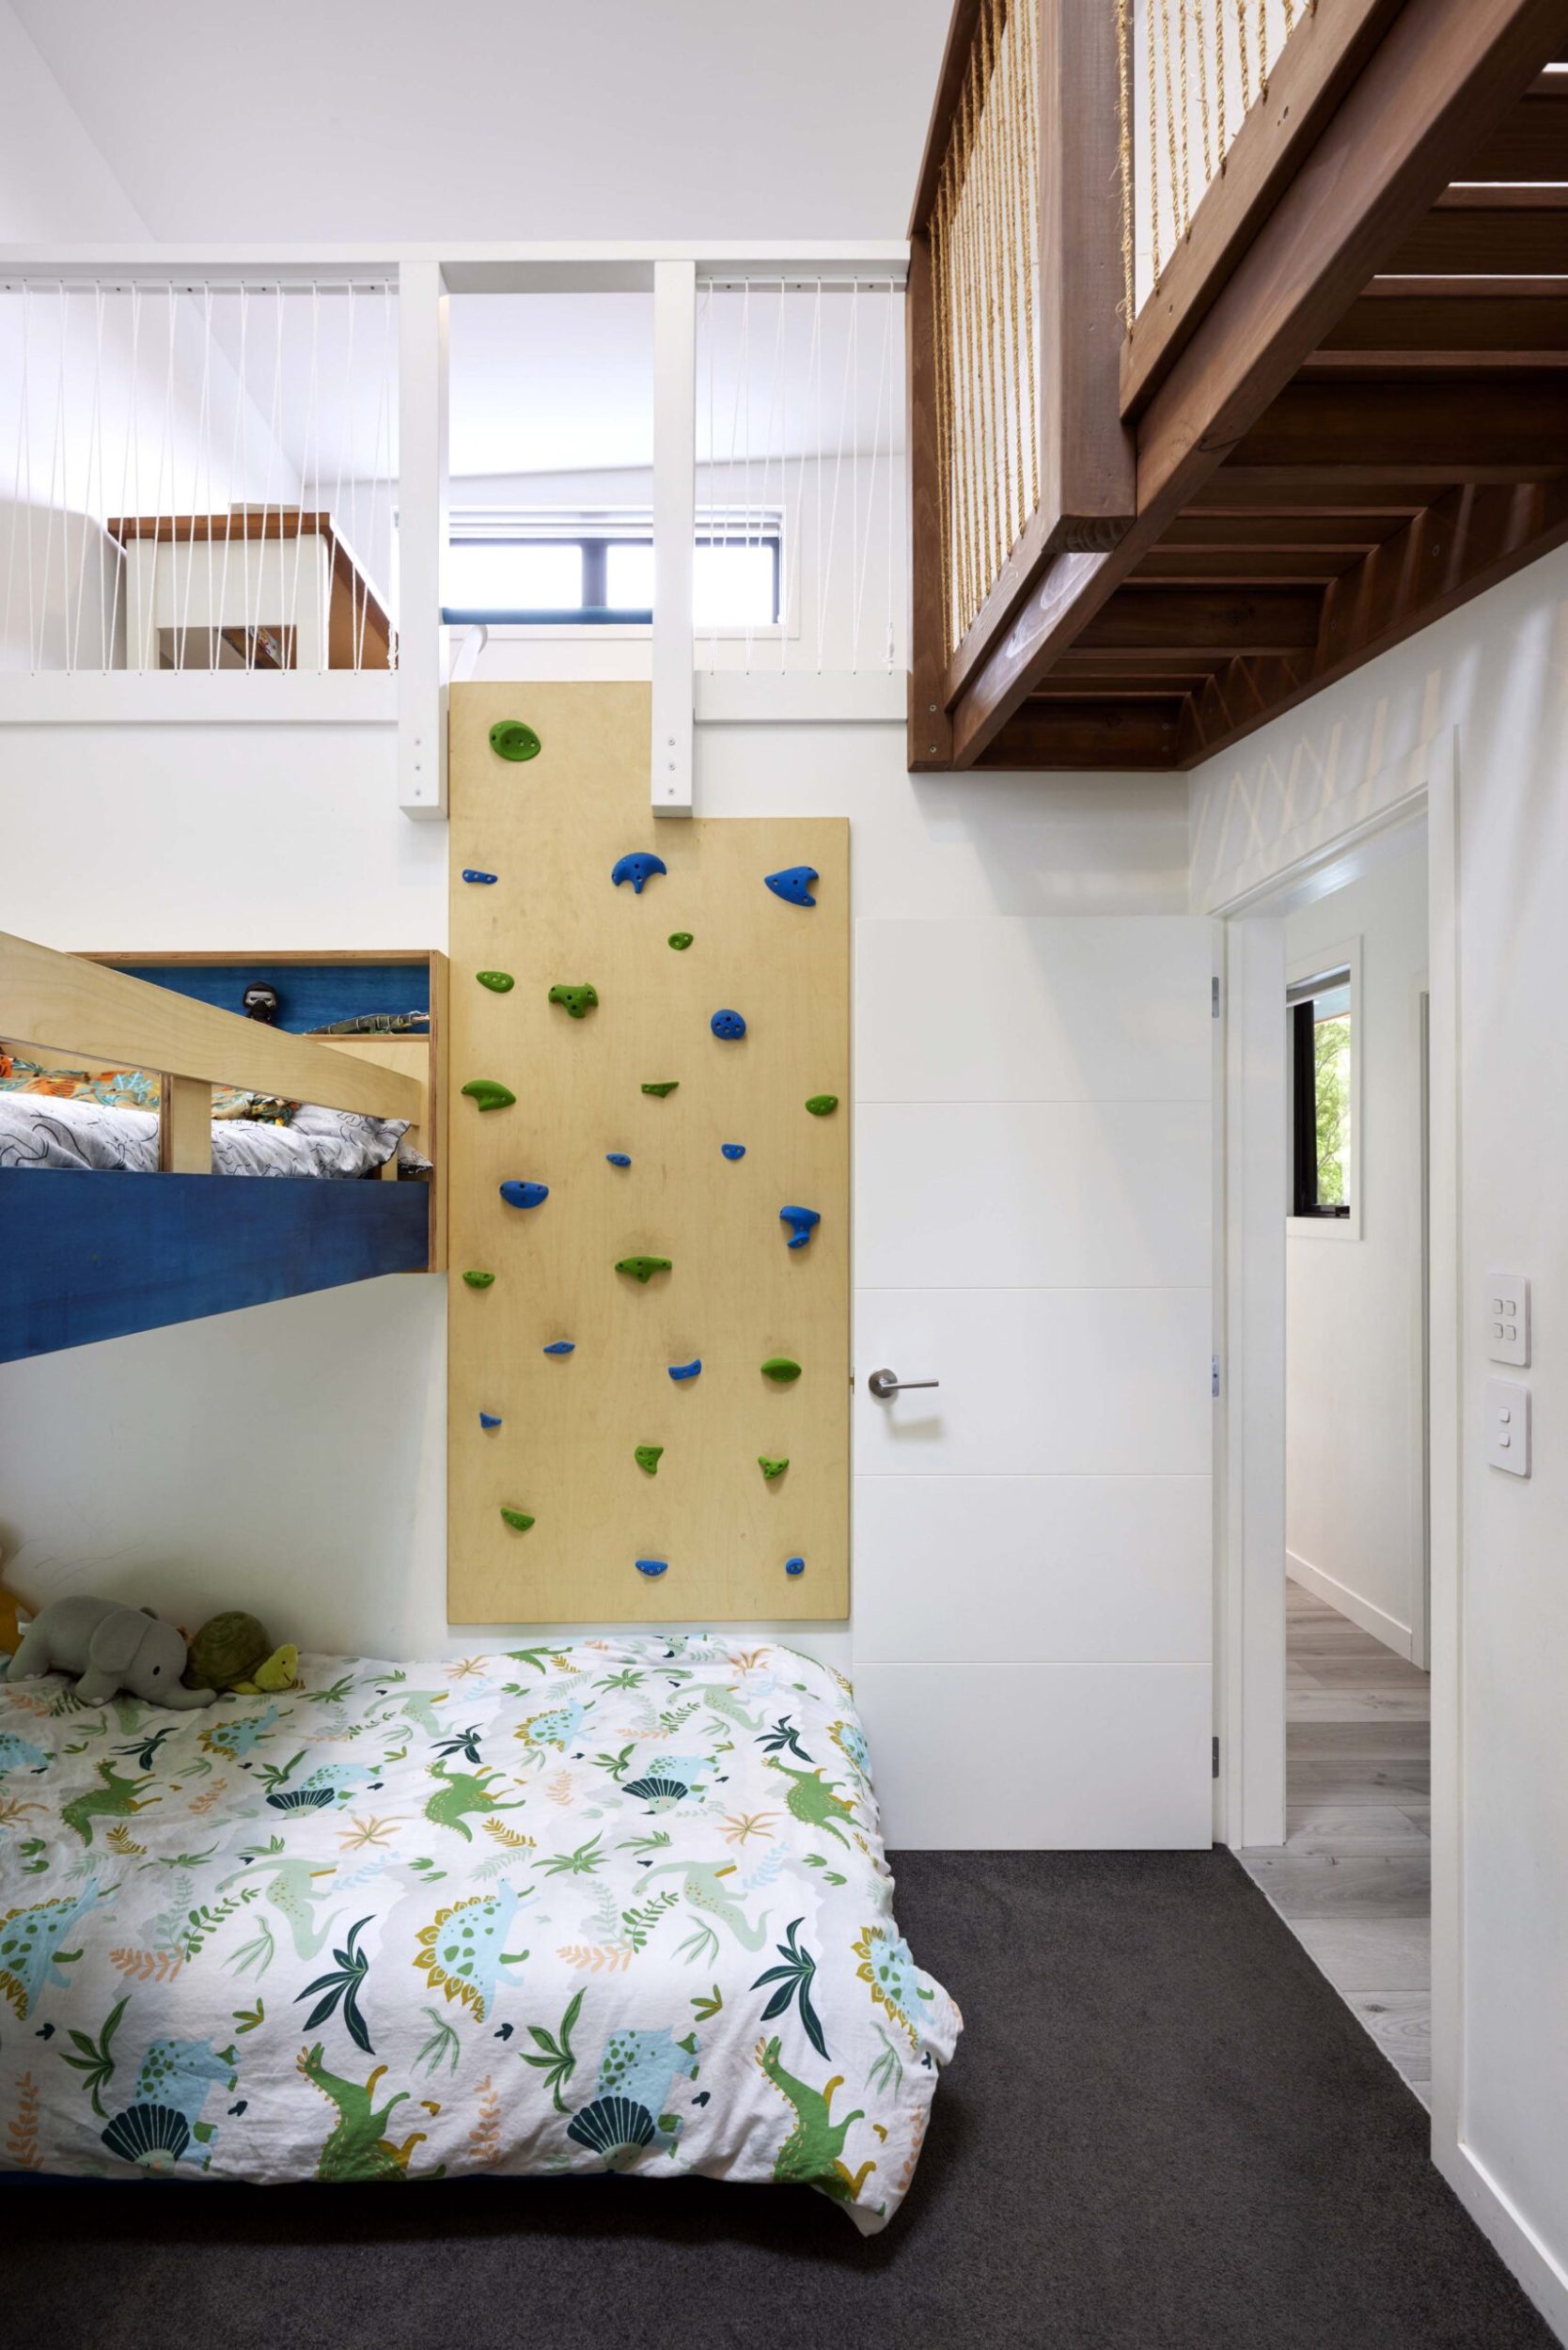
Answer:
[{"xmin": 183, "ymin": 1610, "xmax": 298, "ymax": 1696}]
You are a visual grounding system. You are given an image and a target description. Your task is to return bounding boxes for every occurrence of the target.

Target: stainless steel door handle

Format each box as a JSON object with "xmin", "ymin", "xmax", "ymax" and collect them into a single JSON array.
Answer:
[{"xmin": 867, "ymin": 1369, "xmax": 939, "ymax": 1401}]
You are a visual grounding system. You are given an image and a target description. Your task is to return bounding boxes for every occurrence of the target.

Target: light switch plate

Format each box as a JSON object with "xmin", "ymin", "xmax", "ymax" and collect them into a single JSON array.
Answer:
[
  {"xmin": 1486, "ymin": 1376, "xmax": 1530, "ymax": 1477},
  {"xmin": 1486, "ymin": 1269, "xmax": 1530, "ymax": 1367}
]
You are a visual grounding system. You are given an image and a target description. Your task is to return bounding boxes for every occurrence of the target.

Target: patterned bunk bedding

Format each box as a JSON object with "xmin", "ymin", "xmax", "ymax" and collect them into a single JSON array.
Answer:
[
  {"xmin": 0, "ymin": 1636, "xmax": 958, "ymax": 2230},
  {"xmin": 0, "ymin": 1092, "xmax": 416, "ymax": 1178}
]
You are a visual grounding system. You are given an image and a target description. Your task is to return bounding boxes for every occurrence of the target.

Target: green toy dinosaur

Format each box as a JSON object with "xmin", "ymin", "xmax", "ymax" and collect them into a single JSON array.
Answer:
[
  {"xmin": 296, "ymin": 2043, "xmax": 431, "ymax": 2182},
  {"xmin": 754, "ymin": 2034, "xmax": 876, "ymax": 2204}
]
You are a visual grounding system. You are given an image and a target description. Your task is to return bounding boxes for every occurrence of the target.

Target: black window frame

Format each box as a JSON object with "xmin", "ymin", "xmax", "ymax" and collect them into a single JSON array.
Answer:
[
  {"xmin": 446, "ymin": 526, "xmax": 782, "ymax": 624},
  {"xmin": 1289, "ymin": 974, "xmax": 1353, "ymax": 1219}
]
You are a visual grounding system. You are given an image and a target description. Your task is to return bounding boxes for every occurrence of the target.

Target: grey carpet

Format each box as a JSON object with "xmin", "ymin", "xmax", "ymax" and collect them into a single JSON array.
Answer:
[{"xmin": 2, "ymin": 1851, "xmax": 1553, "ymax": 2350}]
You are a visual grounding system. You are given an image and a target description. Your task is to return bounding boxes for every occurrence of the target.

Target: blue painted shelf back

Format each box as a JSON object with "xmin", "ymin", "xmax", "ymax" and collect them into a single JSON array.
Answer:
[{"xmin": 110, "ymin": 962, "xmax": 430, "ymax": 1034}]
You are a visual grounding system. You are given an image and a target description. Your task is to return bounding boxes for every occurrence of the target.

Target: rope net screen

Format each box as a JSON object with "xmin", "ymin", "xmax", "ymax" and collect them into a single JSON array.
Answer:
[
  {"xmin": 1121, "ymin": 0, "xmax": 1314, "ymax": 318},
  {"xmin": 696, "ymin": 277, "xmax": 904, "ymax": 674},
  {"xmin": 926, "ymin": 0, "xmax": 1039, "ymax": 668},
  {"xmin": 0, "ymin": 278, "xmax": 398, "ymax": 675}
]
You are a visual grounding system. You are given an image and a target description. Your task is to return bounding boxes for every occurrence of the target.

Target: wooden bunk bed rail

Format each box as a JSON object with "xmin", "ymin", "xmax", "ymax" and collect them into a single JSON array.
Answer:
[
  {"xmin": 0, "ymin": 938, "xmax": 446, "ymax": 1363},
  {"xmin": 1, "ymin": 931, "xmax": 423, "ymax": 1128}
]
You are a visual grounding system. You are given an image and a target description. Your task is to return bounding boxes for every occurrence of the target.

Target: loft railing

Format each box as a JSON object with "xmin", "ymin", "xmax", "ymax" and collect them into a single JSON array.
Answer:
[{"xmin": 907, "ymin": 0, "xmax": 1135, "ymax": 765}]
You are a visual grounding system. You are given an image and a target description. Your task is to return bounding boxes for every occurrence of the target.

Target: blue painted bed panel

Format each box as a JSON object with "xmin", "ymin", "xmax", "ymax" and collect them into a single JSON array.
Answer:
[
  {"xmin": 0, "ymin": 1171, "xmax": 431, "ymax": 1363},
  {"xmin": 109, "ymin": 962, "xmax": 429, "ymax": 1034}
]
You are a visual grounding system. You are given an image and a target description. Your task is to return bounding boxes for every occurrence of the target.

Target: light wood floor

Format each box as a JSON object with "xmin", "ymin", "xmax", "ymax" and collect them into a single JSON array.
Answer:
[{"xmin": 1239, "ymin": 1577, "xmax": 1433, "ymax": 2105}]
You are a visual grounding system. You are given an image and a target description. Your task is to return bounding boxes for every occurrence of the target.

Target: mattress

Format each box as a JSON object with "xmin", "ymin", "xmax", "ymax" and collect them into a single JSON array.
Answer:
[
  {"xmin": 0, "ymin": 1092, "xmax": 413, "ymax": 1179},
  {"xmin": 0, "ymin": 1635, "xmax": 958, "ymax": 2229}
]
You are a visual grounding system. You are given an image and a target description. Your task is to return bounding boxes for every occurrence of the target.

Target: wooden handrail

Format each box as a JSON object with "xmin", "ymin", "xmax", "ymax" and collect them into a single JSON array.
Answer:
[{"xmin": 0, "ymin": 931, "xmax": 423, "ymax": 1125}]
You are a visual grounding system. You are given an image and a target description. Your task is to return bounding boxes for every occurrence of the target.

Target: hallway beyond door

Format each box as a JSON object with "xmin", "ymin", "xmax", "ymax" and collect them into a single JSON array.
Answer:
[{"xmin": 1240, "ymin": 1577, "xmax": 1432, "ymax": 2103}]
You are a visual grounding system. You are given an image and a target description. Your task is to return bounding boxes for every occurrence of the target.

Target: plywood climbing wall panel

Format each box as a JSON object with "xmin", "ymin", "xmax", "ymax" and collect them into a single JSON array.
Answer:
[{"xmin": 447, "ymin": 682, "xmax": 849, "ymax": 1624}]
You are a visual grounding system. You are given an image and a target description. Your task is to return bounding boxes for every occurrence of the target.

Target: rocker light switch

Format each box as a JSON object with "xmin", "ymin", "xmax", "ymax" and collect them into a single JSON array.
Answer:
[
  {"xmin": 1487, "ymin": 1270, "xmax": 1530, "ymax": 1366},
  {"xmin": 1486, "ymin": 1377, "xmax": 1530, "ymax": 1478}
]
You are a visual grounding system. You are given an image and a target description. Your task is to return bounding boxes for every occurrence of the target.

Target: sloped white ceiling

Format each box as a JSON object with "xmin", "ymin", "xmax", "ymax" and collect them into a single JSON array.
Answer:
[{"xmin": 12, "ymin": 0, "xmax": 950, "ymax": 244}]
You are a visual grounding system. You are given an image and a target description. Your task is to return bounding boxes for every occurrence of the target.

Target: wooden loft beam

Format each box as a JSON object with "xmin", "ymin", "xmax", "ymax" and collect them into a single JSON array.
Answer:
[
  {"xmin": 1226, "ymin": 379, "xmax": 1568, "ymax": 477},
  {"xmin": 1180, "ymin": 477, "xmax": 1426, "ymax": 514},
  {"xmin": 907, "ymin": 0, "xmax": 984, "ymax": 238},
  {"xmin": 1459, "ymin": 69, "xmax": 1568, "ymax": 176},
  {"xmin": 1176, "ymin": 475, "xmax": 1568, "ymax": 765},
  {"xmin": 949, "ymin": 0, "xmax": 1564, "ymax": 767},
  {"xmin": 1322, "ymin": 281, "xmax": 1568, "ymax": 356},
  {"xmin": 1388, "ymin": 185, "xmax": 1568, "ymax": 274},
  {"xmin": 1075, "ymin": 587, "xmax": 1322, "ymax": 656},
  {"xmin": 1161, "ymin": 513, "xmax": 1401, "ymax": 551},
  {"xmin": 1119, "ymin": 0, "xmax": 1404, "ymax": 424},
  {"xmin": 1131, "ymin": 549, "xmax": 1358, "ymax": 584},
  {"xmin": 940, "ymin": 0, "xmax": 1137, "ymax": 711},
  {"xmin": 977, "ymin": 697, "xmax": 1184, "ymax": 769}
]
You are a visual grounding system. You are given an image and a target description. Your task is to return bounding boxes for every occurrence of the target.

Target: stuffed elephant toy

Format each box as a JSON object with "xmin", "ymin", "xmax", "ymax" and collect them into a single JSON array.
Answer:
[{"xmin": 9, "ymin": 1597, "xmax": 216, "ymax": 1709}]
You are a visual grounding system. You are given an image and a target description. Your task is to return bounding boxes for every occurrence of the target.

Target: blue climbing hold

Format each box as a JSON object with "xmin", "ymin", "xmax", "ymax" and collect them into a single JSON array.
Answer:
[
  {"xmin": 500, "ymin": 1180, "xmax": 549, "ymax": 1210},
  {"xmin": 635, "ymin": 1559, "xmax": 669, "ymax": 1578},
  {"xmin": 605, "ymin": 1152, "xmax": 632, "ymax": 1167},
  {"xmin": 542, "ymin": 1340, "xmax": 575, "ymax": 1355},
  {"xmin": 611, "ymin": 852, "xmax": 667, "ymax": 894},
  {"xmin": 462, "ymin": 869, "xmax": 497, "ymax": 885},
  {"xmin": 780, "ymin": 1204, "xmax": 821, "ymax": 1250},
  {"xmin": 764, "ymin": 865, "xmax": 819, "ymax": 907},
  {"xmin": 479, "ymin": 1412, "xmax": 503, "ymax": 1430},
  {"xmin": 667, "ymin": 1358, "xmax": 702, "ymax": 1383},
  {"xmin": 784, "ymin": 1556, "xmax": 806, "ymax": 1577},
  {"xmin": 711, "ymin": 1009, "xmax": 747, "ymax": 1041},
  {"xmin": 721, "ymin": 1143, "xmax": 746, "ymax": 1161}
]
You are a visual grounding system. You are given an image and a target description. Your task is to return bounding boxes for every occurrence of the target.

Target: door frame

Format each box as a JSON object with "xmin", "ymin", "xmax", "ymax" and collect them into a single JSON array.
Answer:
[{"xmin": 1209, "ymin": 728, "xmax": 1459, "ymax": 2134}]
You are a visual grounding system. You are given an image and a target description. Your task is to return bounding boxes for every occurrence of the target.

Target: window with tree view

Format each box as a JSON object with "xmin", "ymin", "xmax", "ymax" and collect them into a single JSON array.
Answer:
[{"xmin": 1290, "ymin": 972, "xmax": 1352, "ymax": 1217}]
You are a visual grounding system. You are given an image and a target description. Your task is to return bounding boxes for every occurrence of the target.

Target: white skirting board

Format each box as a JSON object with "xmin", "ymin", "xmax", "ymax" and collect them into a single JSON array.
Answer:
[{"xmin": 1287, "ymin": 1552, "xmax": 1413, "ymax": 1661}]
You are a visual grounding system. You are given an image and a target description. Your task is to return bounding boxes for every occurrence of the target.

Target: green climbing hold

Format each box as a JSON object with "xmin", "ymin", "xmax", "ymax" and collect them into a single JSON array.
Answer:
[
  {"xmin": 635, "ymin": 1444, "xmax": 664, "ymax": 1476},
  {"xmin": 548, "ymin": 982, "xmax": 599, "ymax": 1020},
  {"xmin": 758, "ymin": 1456, "xmax": 790, "ymax": 1482},
  {"xmin": 477, "ymin": 970, "xmax": 514, "ymax": 993},
  {"xmin": 640, "ymin": 1081, "xmax": 679, "ymax": 1098},
  {"xmin": 489, "ymin": 719, "xmax": 541, "ymax": 762},
  {"xmin": 463, "ymin": 1270, "xmax": 495, "ymax": 1289},
  {"xmin": 616, "ymin": 1255, "xmax": 672, "ymax": 1283},
  {"xmin": 667, "ymin": 932, "xmax": 694, "ymax": 951},
  {"xmin": 500, "ymin": 1507, "xmax": 536, "ymax": 1532},
  {"xmin": 760, "ymin": 1357, "xmax": 802, "ymax": 1384},
  {"xmin": 462, "ymin": 1079, "xmax": 516, "ymax": 1113},
  {"xmin": 806, "ymin": 1094, "xmax": 839, "ymax": 1117}
]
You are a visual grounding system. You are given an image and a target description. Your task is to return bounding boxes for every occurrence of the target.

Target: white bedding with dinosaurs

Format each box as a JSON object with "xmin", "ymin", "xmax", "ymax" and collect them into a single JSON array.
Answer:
[{"xmin": 0, "ymin": 1635, "xmax": 959, "ymax": 2230}]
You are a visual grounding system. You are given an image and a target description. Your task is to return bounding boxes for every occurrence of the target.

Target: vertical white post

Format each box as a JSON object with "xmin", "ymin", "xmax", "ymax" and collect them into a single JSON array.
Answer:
[
  {"xmin": 651, "ymin": 259, "xmax": 696, "ymax": 818},
  {"xmin": 398, "ymin": 259, "xmax": 448, "ymax": 819}
]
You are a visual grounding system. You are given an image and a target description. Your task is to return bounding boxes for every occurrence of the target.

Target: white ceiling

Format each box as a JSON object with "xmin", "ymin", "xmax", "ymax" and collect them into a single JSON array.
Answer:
[{"xmin": 14, "ymin": 0, "xmax": 950, "ymax": 245}]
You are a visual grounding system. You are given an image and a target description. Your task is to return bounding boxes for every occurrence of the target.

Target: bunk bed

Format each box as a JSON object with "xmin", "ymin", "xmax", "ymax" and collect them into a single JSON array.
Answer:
[{"xmin": 0, "ymin": 937, "xmax": 446, "ymax": 1361}]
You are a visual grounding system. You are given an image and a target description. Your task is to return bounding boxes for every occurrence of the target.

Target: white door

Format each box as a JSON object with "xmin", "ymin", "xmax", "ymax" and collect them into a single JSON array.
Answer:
[{"xmin": 852, "ymin": 915, "xmax": 1215, "ymax": 1848}]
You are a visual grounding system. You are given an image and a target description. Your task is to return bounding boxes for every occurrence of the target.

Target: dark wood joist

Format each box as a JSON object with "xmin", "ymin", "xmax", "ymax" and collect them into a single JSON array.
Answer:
[
  {"xmin": 1322, "ymin": 280, "xmax": 1568, "ymax": 355},
  {"xmin": 1388, "ymin": 185, "xmax": 1568, "ymax": 274},
  {"xmin": 978, "ymin": 697, "xmax": 1184, "ymax": 769},
  {"xmin": 1459, "ymin": 69, "xmax": 1568, "ymax": 176},
  {"xmin": 1175, "ymin": 475, "xmax": 1568, "ymax": 765},
  {"xmin": 1132, "ymin": 548, "xmax": 1361, "ymax": 584},
  {"xmin": 1074, "ymin": 588, "xmax": 1321, "ymax": 657},
  {"xmin": 1226, "ymin": 379, "xmax": 1568, "ymax": 477},
  {"xmin": 1160, "ymin": 512, "xmax": 1403, "ymax": 551},
  {"xmin": 949, "ymin": 0, "xmax": 1566, "ymax": 766}
]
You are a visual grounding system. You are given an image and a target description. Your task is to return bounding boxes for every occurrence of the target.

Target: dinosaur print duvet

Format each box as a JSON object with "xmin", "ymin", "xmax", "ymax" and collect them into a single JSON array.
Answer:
[{"xmin": 0, "ymin": 1635, "xmax": 959, "ymax": 2230}]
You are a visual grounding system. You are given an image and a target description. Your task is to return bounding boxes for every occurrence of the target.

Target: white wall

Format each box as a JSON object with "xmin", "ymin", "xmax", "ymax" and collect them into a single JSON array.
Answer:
[
  {"xmin": 0, "ymin": 0, "xmax": 145, "ymax": 240},
  {"xmin": 0, "ymin": 713, "xmax": 1186, "ymax": 1687},
  {"xmin": 1284, "ymin": 839, "xmax": 1428, "ymax": 1656},
  {"xmin": 1190, "ymin": 540, "xmax": 1568, "ymax": 2340},
  {"xmin": 9, "ymin": 0, "xmax": 951, "ymax": 244}
]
